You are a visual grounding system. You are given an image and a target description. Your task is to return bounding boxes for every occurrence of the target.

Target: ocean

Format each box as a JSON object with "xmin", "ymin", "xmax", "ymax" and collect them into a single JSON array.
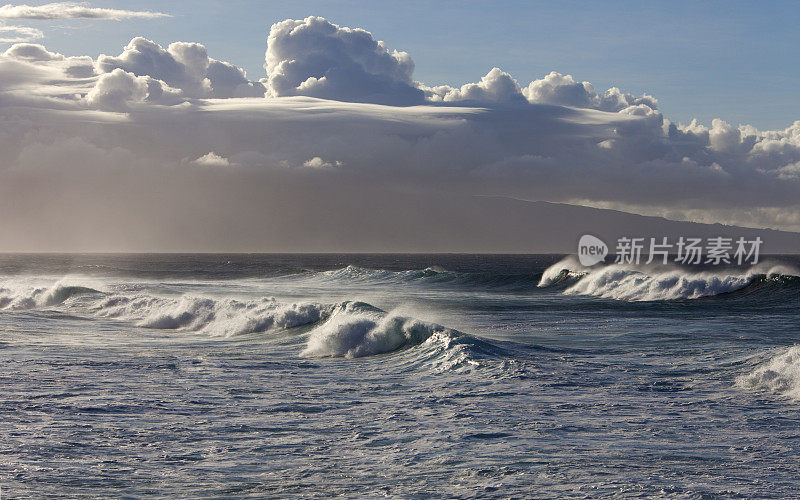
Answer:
[{"xmin": 1, "ymin": 253, "xmax": 799, "ymax": 498}]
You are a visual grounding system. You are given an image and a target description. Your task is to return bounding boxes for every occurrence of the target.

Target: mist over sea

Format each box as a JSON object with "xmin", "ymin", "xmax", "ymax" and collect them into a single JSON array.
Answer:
[{"xmin": 2, "ymin": 253, "xmax": 800, "ymax": 498}]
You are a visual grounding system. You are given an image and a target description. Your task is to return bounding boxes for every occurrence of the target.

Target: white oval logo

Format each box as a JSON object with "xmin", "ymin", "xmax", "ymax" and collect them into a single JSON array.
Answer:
[{"xmin": 578, "ymin": 234, "xmax": 608, "ymax": 266}]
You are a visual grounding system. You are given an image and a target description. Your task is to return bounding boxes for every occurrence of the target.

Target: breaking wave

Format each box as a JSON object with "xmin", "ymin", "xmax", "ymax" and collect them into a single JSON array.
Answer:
[
  {"xmin": 0, "ymin": 277, "xmax": 506, "ymax": 371},
  {"xmin": 0, "ymin": 277, "xmax": 336, "ymax": 337},
  {"xmin": 737, "ymin": 346, "xmax": 800, "ymax": 400},
  {"xmin": 0, "ymin": 281, "xmax": 102, "ymax": 310},
  {"xmin": 301, "ymin": 302, "xmax": 456, "ymax": 358},
  {"xmin": 536, "ymin": 255, "xmax": 588, "ymax": 288},
  {"xmin": 299, "ymin": 301, "xmax": 510, "ymax": 373},
  {"xmin": 99, "ymin": 295, "xmax": 335, "ymax": 337},
  {"xmin": 537, "ymin": 257, "xmax": 800, "ymax": 302}
]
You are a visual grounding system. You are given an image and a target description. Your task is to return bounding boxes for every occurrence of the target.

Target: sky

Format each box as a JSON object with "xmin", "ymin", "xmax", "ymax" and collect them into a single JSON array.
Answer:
[
  {"xmin": 5, "ymin": 0, "xmax": 799, "ymax": 130},
  {"xmin": 0, "ymin": 1, "xmax": 799, "ymax": 251}
]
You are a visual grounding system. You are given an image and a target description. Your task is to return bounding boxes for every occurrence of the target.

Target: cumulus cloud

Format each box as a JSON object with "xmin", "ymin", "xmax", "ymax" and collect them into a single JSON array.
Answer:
[
  {"xmin": 85, "ymin": 68, "xmax": 183, "ymax": 110},
  {"xmin": 0, "ymin": 2, "xmax": 169, "ymax": 20},
  {"xmin": 426, "ymin": 67, "xmax": 527, "ymax": 104},
  {"xmin": 523, "ymin": 71, "xmax": 597, "ymax": 108},
  {"xmin": 97, "ymin": 37, "xmax": 265, "ymax": 98},
  {"xmin": 85, "ymin": 68, "xmax": 148, "ymax": 110},
  {"xmin": 0, "ymin": 17, "xmax": 799, "ymax": 249},
  {"xmin": 264, "ymin": 16, "xmax": 423, "ymax": 105},
  {"xmin": 523, "ymin": 71, "xmax": 658, "ymax": 112}
]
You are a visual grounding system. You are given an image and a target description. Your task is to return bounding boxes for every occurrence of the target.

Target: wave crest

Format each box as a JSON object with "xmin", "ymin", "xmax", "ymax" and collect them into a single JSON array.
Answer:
[
  {"xmin": 537, "ymin": 257, "xmax": 799, "ymax": 301},
  {"xmin": 300, "ymin": 302, "xmax": 454, "ymax": 358},
  {"xmin": 537, "ymin": 256, "xmax": 588, "ymax": 288},
  {"xmin": 298, "ymin": 302, "xmax": 512, "ymax": 375},
  {"xmin": 97, "ymin": 295, "xmax": 334, "ymax": 337},
  {"xmin": 0, "ymin": 281, "xmax": 101, "ymax": 310}
]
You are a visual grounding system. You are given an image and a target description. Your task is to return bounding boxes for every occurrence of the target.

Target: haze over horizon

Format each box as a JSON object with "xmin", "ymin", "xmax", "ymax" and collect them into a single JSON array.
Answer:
[{"xmin": 1, "ymin": 2, "xmax": 799, "ymax": 251}]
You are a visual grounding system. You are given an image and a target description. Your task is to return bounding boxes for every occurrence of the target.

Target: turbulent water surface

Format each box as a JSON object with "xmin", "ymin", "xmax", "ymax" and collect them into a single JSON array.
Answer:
[{"xmin": 2, "ymin": 253, "xmax": 800, "ymax": 498}]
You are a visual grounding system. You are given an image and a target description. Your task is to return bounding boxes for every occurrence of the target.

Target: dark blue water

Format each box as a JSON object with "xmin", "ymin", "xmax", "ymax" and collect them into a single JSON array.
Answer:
[{"xmin": 1, "ymin": 254, "xmax": 799, "ymax": 498}]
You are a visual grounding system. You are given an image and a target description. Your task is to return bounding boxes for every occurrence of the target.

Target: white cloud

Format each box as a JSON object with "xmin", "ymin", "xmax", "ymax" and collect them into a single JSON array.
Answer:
[
  {"xmin": 193, "ymin": 152, "xmax": 231, "ymax": 167},
  {"xmin": 0, "ymin": 17, "xmax": 798, "ymax": 242},
  {"xmin": 85, "ymin": 68, "xmax": 183, "ymax": 110},
  {"xmin": 523, "ymin": 71, "xmax": 597, "ymax": 108},
  {"xmin": 302, "ymin": 156, "xmax": 342, "ymax": 168},
  {"xmin": 97, "ymin": 37, "xmax": 265, "ymax": 98},
  {"xmin": 0, "ymin": 42, "xmax": 94, "ymax": 97},
  {"xmin": 430, "ymin": 67, "xmax": 526, "ymax": 104},
  {"xmin": 264, "ymin": 16, "xmax": 423, "ymax": 105},
  {"xmin": 523, "ymin": 71, "xmax": 657, "ymax": 112},
  {"xmin": 0, "ymin": 2, "xmax": 169, "ymax": 20},
  {"xmin": 4, "ymin": 42, "xmax": 58, "ymax": 60},
  {"xmin": 0, "ymin": 24, "xmax": 42, "ymax": 42},
  {"xmin": 85, "ymin": 68, "xmax": 148, "ymax": 110}
]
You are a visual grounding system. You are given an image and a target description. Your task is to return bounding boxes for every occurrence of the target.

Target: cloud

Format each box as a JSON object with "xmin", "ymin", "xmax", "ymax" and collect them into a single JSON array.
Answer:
[
  {"xmin": 193, "ymin": 152, "xmax": 231, "ymax": 167},
  {"xmin": 523, "ymin": 71, "xmax": 657, "ymax": 112},
  {"xmin": 425, "ymin": 67, "xmax": 527, "ymax": 104},
  {"xmin": 0, "ymin": 2, "xmax": 169, "ymax": 20},
  {"xmin": 302, "ymin": 156, "xmax": 342, "ymax": 168},
  {"xmin": 4, "ymin": 41, "xmax": 57, "ymax": 59},
  {"xmin": 0, "ymin": 17, "xmax": 799, "ymax": 250},
  {"xmin": 85, "ymin": 67, "xmax": 184, "ymax": 110},
  {"xmin": 0, "ymin": 24, "xmax": 42, "ymax": 42},
  {"xmin": 0, "ymin": 42, "xmax": 94, "ymax": 96},
  {"xmin": 85, "ymin": 67, "xmax": 148, "ymax": 110},
  {"xmin": 97, "ymin": 37, "xmax": 265, "ymax": 98},
  {"xmin": 264, "ymin": 16, "xmax": 423, "ymax": 105}
]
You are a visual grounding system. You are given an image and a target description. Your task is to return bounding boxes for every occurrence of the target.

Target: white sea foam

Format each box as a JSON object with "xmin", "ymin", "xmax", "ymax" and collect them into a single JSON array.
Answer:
[
  {"xmin": 564, "ymin": 266, "xmax": 754, "ymax": 301},
  {"xmin": 537, "ymin": 256, "xmax": 589, "ymax": 287},
  {"xmin": 300, "ymin": 302, "xmax": 453, "ymax": 358},
  {"xmin": 737, "ymin": 346, "xmax": 800, "ymax": 400},
  {"xmin": 92, "ymin": 294, "xmax": 334, "ymax": 337},
  {"xmin": 0, "ymin": 276, "xmax": 473, "ymax": 351},
  {"xmin": 417, "ymin": 330, "xmax": 484, "ymax": 372},
  {"xmin": 538, "ymin": 258, "xmax": 799, "ymax": 301},
  {"xmin": 0, "ymin": 275, "xmax": 480, "ymax": 354},
  {"xmin": 0, "ymin": 278, "xmax": 103, "ymax": 310},
  {"xmin": 0, "ymin": 277, "xmax": 335, "ymax": 337}
]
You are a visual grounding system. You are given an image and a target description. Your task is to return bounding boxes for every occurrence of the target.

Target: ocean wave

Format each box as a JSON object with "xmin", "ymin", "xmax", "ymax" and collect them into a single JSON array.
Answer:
[
  {"xmin": 0, "ymin": 277, "xmax": 336, "ymax": 337},
  {"xmin": 299, "ymin": 302, "xmax": 510, "ymax": 373},
  {"xmin": 400, "ymin": 330, "xmax": 519, "ymax": 374},
  {"xmin": 305, "ymin": 264, "xmax": 542, "ymax": 291},
  {"xmin": 0, "ymin": 277, "xmax": 493, "ymax": 364},
  {"xmin": 316, "ymin": 265, "xmax": 447, "ymax": 283},
  {"xmin": 737, "ymin": 346, "xmax": 800, "ymax": 400},
  {"xmin": 537, "ymin": 257, "xmax": 800, "ymax": 301},
  {"xmin": 92, "ymin": 294, "xmax": 335, "ymax": 337},
  {"xmin": 0, "ymin": 281, "xmax": 102, "ymax": 310},
  {"xmin": 536, "ymin": 256, "xmax": 589, "ymax": 288},
  {"xmin": 300, "ymin": 302, "xmax": 456, "ymax": 358}
]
